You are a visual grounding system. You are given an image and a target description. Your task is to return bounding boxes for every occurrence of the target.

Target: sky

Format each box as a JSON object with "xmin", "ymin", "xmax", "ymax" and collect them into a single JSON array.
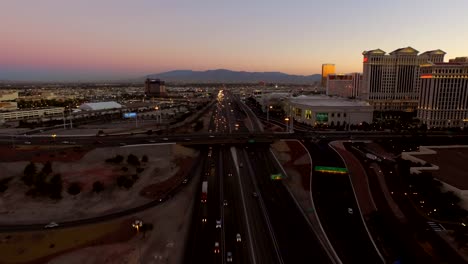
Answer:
[{"xmin": 1, "ymin": 0, "xmax": 468, "ymax": 81}]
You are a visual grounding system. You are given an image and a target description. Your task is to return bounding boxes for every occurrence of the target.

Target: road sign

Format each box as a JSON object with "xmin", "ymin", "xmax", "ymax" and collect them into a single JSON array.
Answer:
[{"xmin": 123, "ymin": 112, "xmax": 137, "ymax": 118}]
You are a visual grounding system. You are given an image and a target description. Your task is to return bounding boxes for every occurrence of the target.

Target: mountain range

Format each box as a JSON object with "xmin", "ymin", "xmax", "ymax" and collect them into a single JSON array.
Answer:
[{"xmin": 146, "ymin": 69, "xmax": 321, "ymax": 84}]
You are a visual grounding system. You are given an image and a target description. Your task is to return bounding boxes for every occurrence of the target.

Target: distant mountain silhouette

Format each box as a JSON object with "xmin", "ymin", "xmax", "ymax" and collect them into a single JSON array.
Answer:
[{"xmin": 146, "ymin": 69, "xmax": 321, "ymax": 84}]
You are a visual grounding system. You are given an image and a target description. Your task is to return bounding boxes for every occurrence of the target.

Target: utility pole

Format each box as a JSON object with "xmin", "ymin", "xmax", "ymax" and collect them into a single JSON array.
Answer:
[
  {"xmin": 62, "ymin": 111, "xmax": 66, "ymax": 129},
  {"xmin": 69, "ymin": 109, "xmax": 73, "ymax": 129}
]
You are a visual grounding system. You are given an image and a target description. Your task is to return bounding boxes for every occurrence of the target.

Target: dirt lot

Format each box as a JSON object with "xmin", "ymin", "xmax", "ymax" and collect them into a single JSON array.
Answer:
[
  {"xmin": 0, "ymin": 219, "xmax": 135, "ymax": 264},
  {"xmin": 0, "ymin": 144, "xmax": 198, "ymax": 224}
]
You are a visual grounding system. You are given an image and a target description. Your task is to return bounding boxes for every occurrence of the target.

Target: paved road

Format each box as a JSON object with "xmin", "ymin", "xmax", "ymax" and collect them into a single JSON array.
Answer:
[
  {"xmin": 247, "ymin": 144, "xmax": 332, "ymax": 264},
  {"xmin": 305, "ymin": 140, "xmax": 383, "ymax": 264}
]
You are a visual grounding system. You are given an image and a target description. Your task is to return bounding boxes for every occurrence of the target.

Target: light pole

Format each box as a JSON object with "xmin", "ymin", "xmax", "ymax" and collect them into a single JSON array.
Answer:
[
  {"xmin": 284, "ymin": 117, "xmax": 289, "ymax": 132},
  {"xmin": 267, "ymin": 105, "xmax": 272, "ymax": 122},
  {"xmin": 132, "ymin": 220, "xmax": 143, "ymax": 264}
]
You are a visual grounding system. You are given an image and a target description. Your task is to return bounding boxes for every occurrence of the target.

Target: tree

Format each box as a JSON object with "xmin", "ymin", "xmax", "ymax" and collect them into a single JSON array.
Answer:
[
  {"xmin": 142, "ymin": 155, "xmax": 148, "ymax": 163},
  {"xmin": 23, "ymin": 162, "xmax": 37, "ymax": 186},
  {"xmin": 117, "ymin": 176, "xmax": 126, "ymax": 187},
  {"xmin": 127, "ymin": 154, "xmax": 140, "ymax": 167},
  {"xmin": 92, "ymin": 181, "xmax": 104, "ymax": 193},
  {"xmin": 42, "ymin": 161, "xmax": 53, "ymax": 175},
  {"xmin": 67, "ymin": 182, "xmax": 81, "ymax": 195},
  {"xmin": 49, "ymin": 174, "xmax": 63, "ymax": 200}
]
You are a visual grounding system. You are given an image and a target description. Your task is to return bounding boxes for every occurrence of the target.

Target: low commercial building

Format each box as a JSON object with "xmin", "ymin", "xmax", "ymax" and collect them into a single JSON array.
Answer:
[
  {"xmin": 286, "ymin": 95, "xmax": 373, "ymax": 126},
  {"xmin": 0, "ymin": 107, "xmax": 64, "ymax": 122},
  {"xmin": 0, "ymin": 91, "xmax": 18, "ymax": 110}
]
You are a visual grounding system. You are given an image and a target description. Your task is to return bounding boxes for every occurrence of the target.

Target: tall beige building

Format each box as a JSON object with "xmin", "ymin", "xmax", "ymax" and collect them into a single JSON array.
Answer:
[
  {"xmin": 322, "ymin": 64, "xmax": 335, "ymax": 87},
  {"xmin": 326, "ymin": 73, "xmax": 362, "ymax": 98},
  {"xmin": 361, "ymin": 47, "xmax": 445, "ymax": 116},
  {"xmin": 418, "ymin": 58, "xmax": 468, "ymax": 129}
]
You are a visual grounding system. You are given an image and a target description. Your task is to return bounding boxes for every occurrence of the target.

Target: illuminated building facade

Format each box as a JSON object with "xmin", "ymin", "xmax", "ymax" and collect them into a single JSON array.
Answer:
[
  {"xmin": 418, "ymin": 59, "xmax": 468, "ymax": 129},
  {"xmin": 361, "ymin": 47, "xmax": 445, "ymax": 116},
  {"xmin": 321, "ymin": 64, "xmax": 335, "ymax": 87},
  {"xmin": 326, "ymin": 73, "xmax": 362, "ymax": 98},
  {"xmin": 286, "ymin": 95, "xmax": 373, "ymax": 127}
]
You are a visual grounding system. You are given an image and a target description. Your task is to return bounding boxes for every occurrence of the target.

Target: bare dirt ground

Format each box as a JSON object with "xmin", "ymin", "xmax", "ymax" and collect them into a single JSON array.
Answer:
[
  {"xmin": 0, "ymin": 144, "xmax": 198, "ymax": 224},
  {"xmin": 46, "ymin": 161, "xmax": 200, "ymax": 264}
]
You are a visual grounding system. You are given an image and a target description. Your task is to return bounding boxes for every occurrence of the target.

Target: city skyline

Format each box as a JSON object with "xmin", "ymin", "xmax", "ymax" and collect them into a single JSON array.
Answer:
[{"xmin": 1, "ymin": 0, "xmax": 468, "ymax": 81}]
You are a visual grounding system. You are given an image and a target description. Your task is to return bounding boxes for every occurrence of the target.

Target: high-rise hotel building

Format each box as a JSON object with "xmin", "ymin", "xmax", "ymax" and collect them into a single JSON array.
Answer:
[
  {"xmin": 361, "ymin": 47, "xmax": 445, "ymax": 116},
  {"xmin": 418, "ymin": 57, "xmax": 468, "ymax": 129},
  {"xmin": 326, "ymin": 73, "xmax": 362, "ymax": 98},
  {"xmin": 322, "ymin": 64, "xmax": 336, "ymax": 88}
]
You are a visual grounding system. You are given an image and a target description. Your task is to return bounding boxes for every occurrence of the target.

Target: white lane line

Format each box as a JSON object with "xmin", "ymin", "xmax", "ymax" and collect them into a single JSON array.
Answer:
[{"xmin": 230, "ymin": 147, "xmax": 257, "ymax": 264}]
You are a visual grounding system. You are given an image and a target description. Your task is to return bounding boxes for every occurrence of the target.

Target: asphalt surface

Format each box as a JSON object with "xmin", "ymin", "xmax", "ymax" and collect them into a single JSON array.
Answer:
[
  {"xmin": 247, "ymin": 145, "xmax": 332, "ymax": 264},
  {"xmin": 348, "ymin": 142, "xmax": 467, "ymax": 264},
  {"xmin": 305, "ymin": 140, "xmax": 384, "ymax": 264}
]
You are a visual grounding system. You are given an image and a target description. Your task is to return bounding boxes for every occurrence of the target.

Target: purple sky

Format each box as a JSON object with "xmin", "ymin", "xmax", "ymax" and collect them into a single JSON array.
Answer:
[{"xmin": 1, "ymin": 0, "xmax": 468, "ymax": 81}]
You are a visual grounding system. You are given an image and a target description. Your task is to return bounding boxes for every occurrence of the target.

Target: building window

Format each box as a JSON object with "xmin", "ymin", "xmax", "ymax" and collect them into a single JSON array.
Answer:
[
  {"xmin": 305, "ymin": 110, "xmax": 312, "ymax": 119},
  {"xmin": 337, "ymin": 113, "xmax": 341, "ymax": 118},
  {"xmin": 344, "ymin": 113, "xmax": 347, "ymax": 118},
  {"xmin": 331, "ymin": 113, "xmax": 335, "ymax": 117}
]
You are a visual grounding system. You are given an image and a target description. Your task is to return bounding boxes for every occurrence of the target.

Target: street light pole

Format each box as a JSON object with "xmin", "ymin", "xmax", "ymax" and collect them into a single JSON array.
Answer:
[{"xmin": 62, "ymin": 111, "xmax": 66, "ymax": 129}]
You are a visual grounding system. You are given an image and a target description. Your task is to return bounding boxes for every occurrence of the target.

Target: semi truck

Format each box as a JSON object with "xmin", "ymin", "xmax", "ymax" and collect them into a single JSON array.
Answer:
[{"xmin": 201, "ymin": 181, "xmax": 208, "ymax": 203}]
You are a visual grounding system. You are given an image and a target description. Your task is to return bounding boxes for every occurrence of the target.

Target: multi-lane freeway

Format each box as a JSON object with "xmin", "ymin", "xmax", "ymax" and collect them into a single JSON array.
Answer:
[{"xmin": 3, "ymin": 89, "xmax": 468, "ymax": 263}]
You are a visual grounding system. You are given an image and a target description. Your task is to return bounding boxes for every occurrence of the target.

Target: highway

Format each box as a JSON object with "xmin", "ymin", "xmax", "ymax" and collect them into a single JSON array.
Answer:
[
  {"xmin": 4, "ymin": 90, "xmax": 468, "ymax": 263},
  {"xmin": 247, "ymin": 144, "xmax": 332, "ymax": 263},
  {"xmin": 184, "ymin": 90, "xmax": 333, "ymax": 263},
  {"xmin": 305, "ymin": 140, "xmax": 384, "ymax": 264}
]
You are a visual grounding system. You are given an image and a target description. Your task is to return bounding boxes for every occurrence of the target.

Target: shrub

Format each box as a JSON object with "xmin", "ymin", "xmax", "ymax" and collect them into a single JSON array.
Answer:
[
  {"xmin": 136, "ymin": 167, "xmax": 144, "ymax": 173},
  {"xmin": 67, "ymin": 182, "xmax": 81, "ymax": 195},
  {"xmin": 106, "ymin": 155, "xmax": 124, "ymax": 164},
  {"xmin": 41, "ymin": 161, "xmax": 53, "ymax": 175},
  {"xmin": 121, "ymin": 166, "xmax": 128, "ymax": 172},
  {"xmin": 49, "ymin": 174, "xmax": 63, "ymax": 200},
  {"xmin": 23, "ymin": 162, "xmax": 37, "ymax": 186},
  {"xmin": 127, "ymin": 154, "xmax": 140, "ymax": 167},
  {"xmin": 92, "ymin": 181, "xmax": 104, "ymax": 193},
  {"xmin": 142, "ymin": 155, "xmax": 148, "ymax": 163},
  {"xmin": 131, "ymin": 174, "xmax": 139, "ymax": 181}
]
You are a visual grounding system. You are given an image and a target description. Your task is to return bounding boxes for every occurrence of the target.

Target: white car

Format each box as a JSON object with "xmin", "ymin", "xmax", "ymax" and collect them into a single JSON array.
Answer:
[
  {"xmin": 236, "ymin": 233, "xmax": 241, "ymax": 242},
  {"xmin": 227, "ymin": 252, "xmax": 233, "ymax": 262},
  {"xmin": 227, "ymin": 173, "xmax": 233, "ymax": 177},
  {"xmin": 44, "ymin": 222, "xmax": 59, "ymax": 228},
  {"xmin": 216, "ymin": 220, "xmax": 221, "ymax": 228},
  {"xmin": 348, "ymin": 208, "xmax": 354, "ymax": 214},
  {"xmin": 223, "ymin": 200, "xmax": 228, "ymax": 206},
  {"xmin": 24, "ymin": 141, "xmax": 32, "ymax": 145},
  {"xmin": 162, "ymin": 138, "xmax": 169, "ymax": 141},
  {"xmin": 214, "ymin": 242, "xmax": 220, "ymax": 254}
]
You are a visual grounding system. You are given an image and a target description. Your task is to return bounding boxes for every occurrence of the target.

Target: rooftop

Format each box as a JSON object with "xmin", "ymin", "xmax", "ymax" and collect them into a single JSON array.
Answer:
[
  {"xmin": 413, "ymin": 147, "xmax": 468, "ymax": 190},
  {"xmin": 289, "ymin": 95, "xmax": 371, "ymax": 107},
  {"xmin": 79, "ymin": 101, "xmax": 122, "ymax": 110}
]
